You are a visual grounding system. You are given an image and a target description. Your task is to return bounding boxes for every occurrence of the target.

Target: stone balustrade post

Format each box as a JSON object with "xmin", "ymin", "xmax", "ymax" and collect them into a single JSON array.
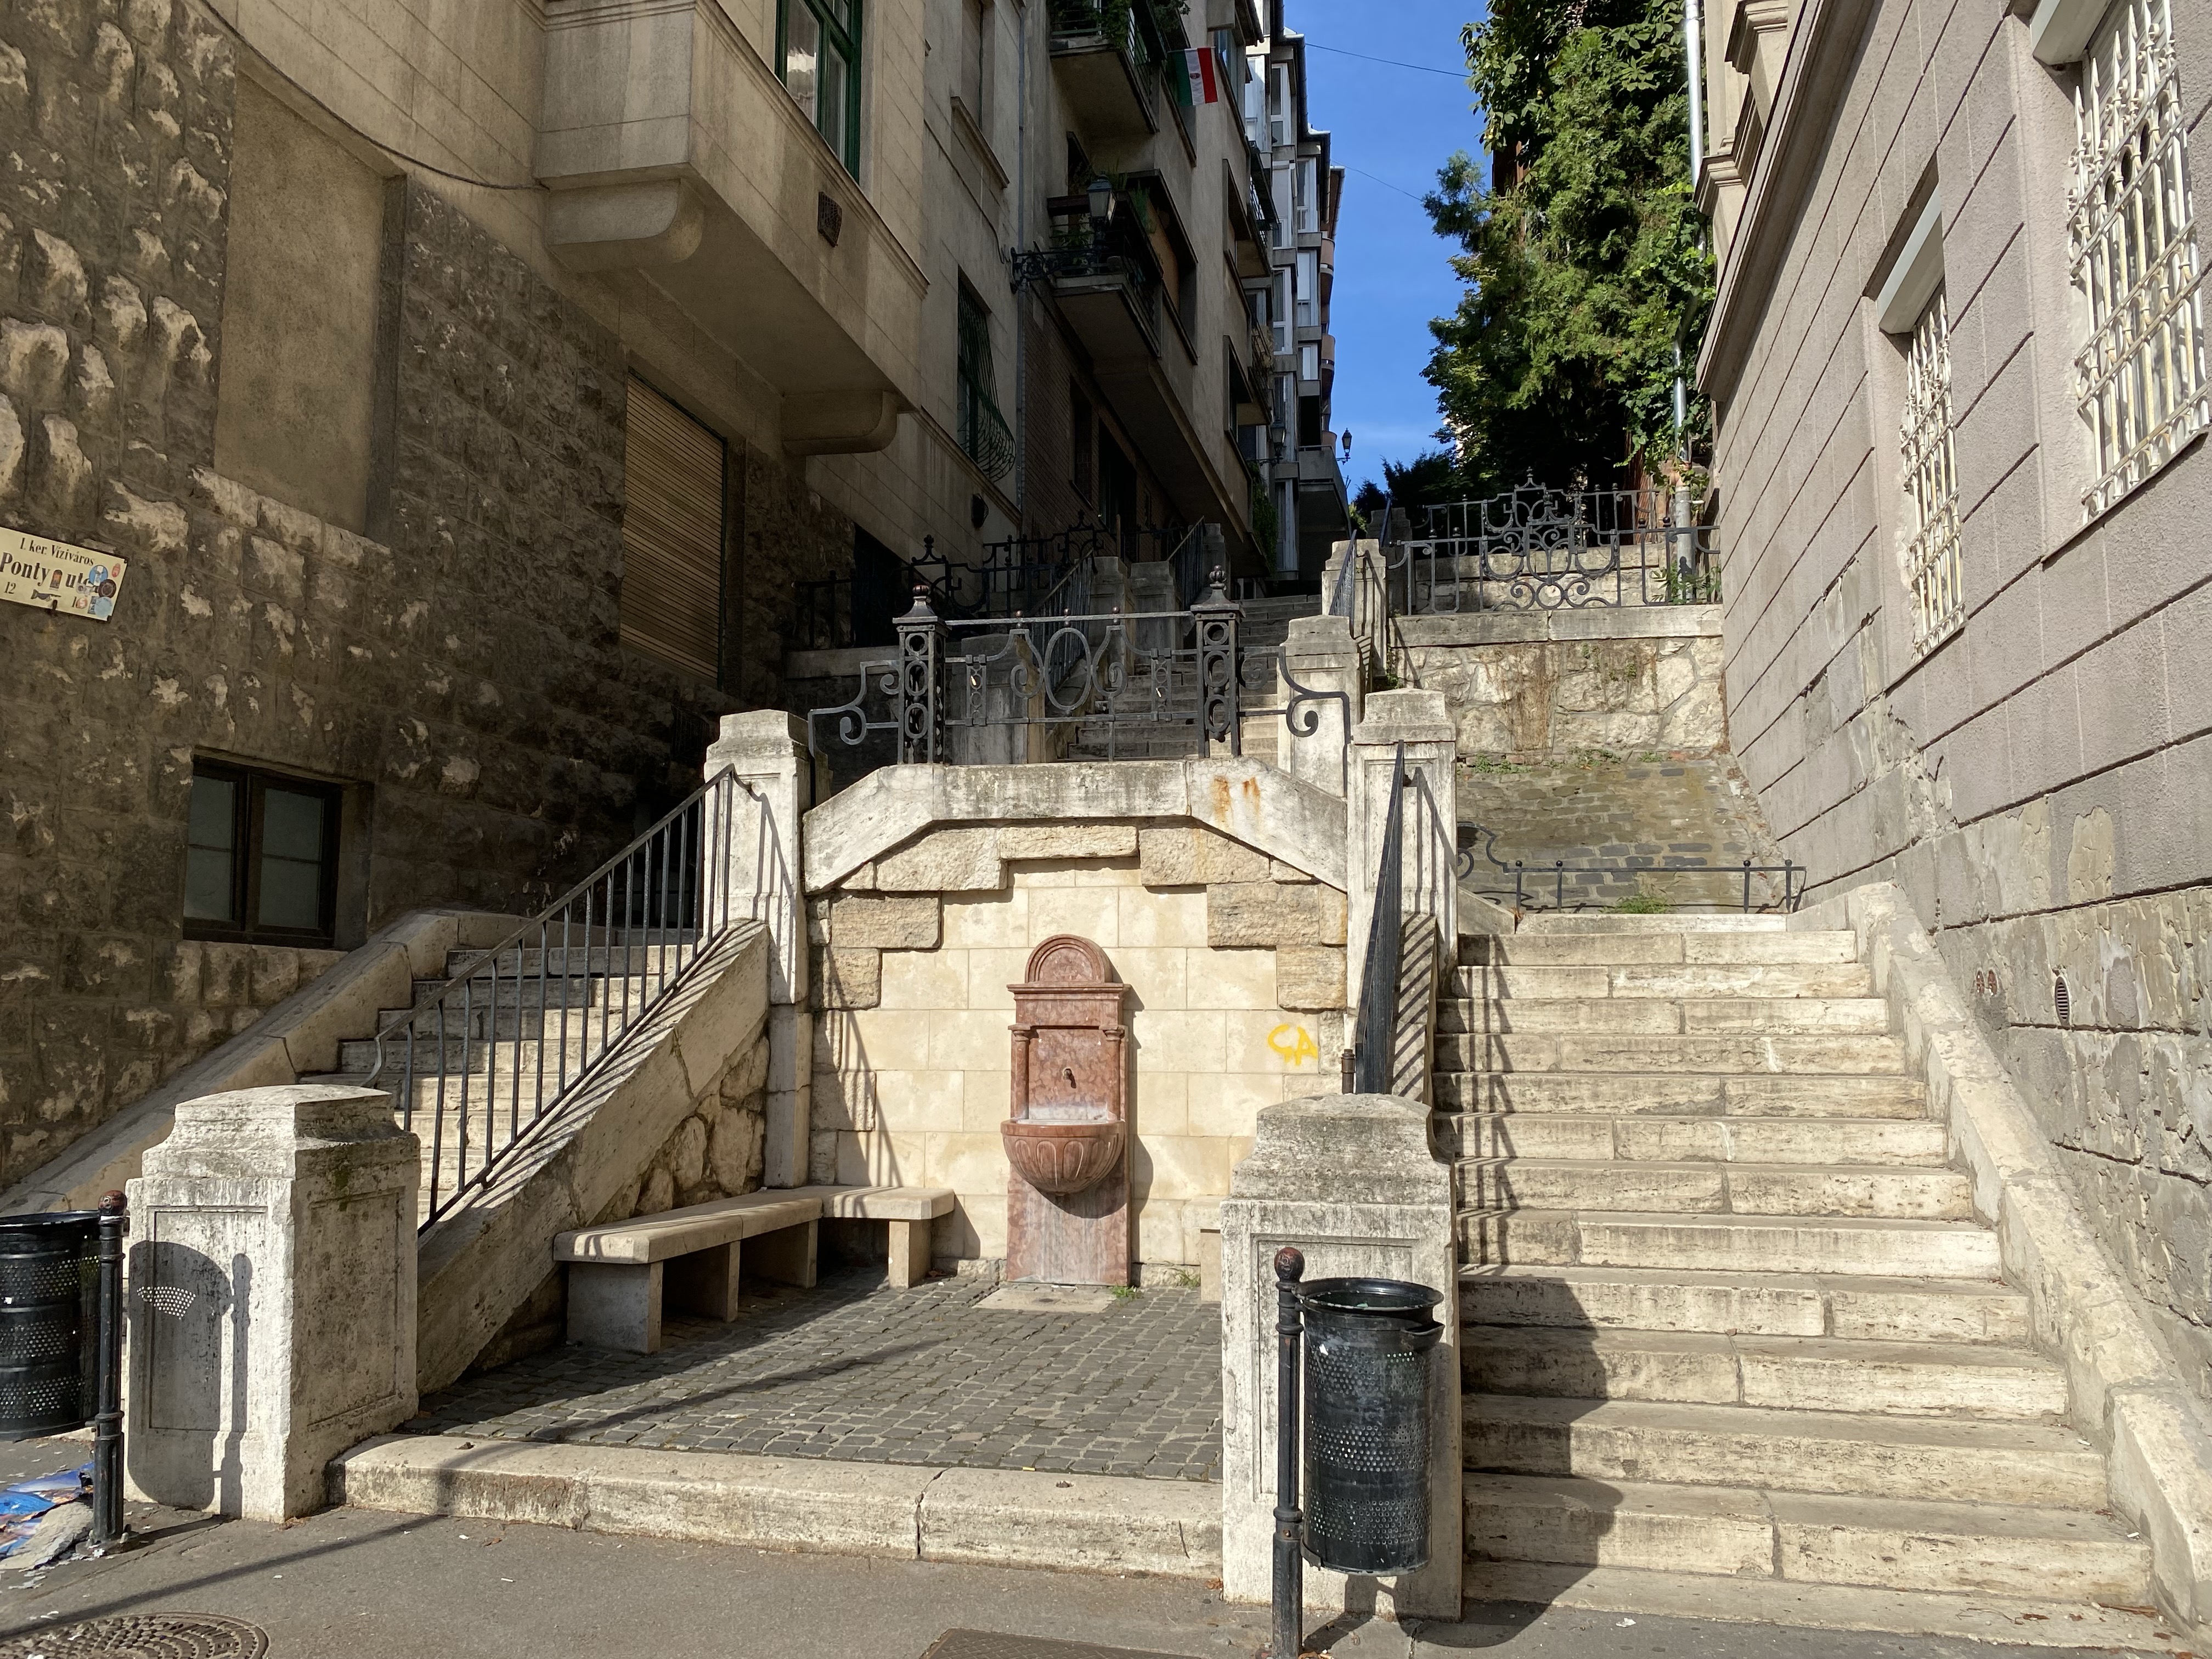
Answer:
[
  {"xmin": 125, "ymin": 1084, "xmax": 419, "ymax": 1521},
  {"xmin": 1345, "ymin": 690, "xmax": 1458, "ymax": 1028},
  {"xmin": 705, "ymin": 710, "xmax": 812, "ymax": 1188},
  {"xmin": 1275, "ymin": 613, "xmax": 1363, "ymax": 799},
  {"xmin": 1219, "ymin": 1092, "xmax": 1461, "ymax": 1620}
]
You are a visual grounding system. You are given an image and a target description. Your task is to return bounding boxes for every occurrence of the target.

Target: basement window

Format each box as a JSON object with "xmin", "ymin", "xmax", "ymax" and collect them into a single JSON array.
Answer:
[{"xmin": 183, "ymin": 761, "xmax": 342, "ymax": 947}]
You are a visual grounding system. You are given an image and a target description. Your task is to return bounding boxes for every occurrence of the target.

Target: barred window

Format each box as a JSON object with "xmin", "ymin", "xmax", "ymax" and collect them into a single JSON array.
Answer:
[
  {"xmin": 1900, "ymin": 290, "xmax": 1965, "ymax": 656},
  {"xmin": 956, "ymin": 282, "xmax": 1012, "ymax": 482},
  {"xmin": 2070, "ymin": 0, "xmax": 2208, "ymax": 517}
]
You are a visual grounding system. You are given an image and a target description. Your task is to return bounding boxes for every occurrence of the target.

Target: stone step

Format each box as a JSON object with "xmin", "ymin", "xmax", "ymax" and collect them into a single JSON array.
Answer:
[
  {"xmin": 1462, "ymin": 1396, "xmax": 2107, "ymax": 1508},
  {"xmin": 337, "ymin": 1029, "xmax": 599, "ymax": 1077},
  {"xmin": 1455, "ymin": 963, "xmax": 1877, "ymax": 1001},
  {"xmin": 307, "ymin": 1063, "xmax": 592, "ymax": 1115},
  {"xmin": 1438, "ymin": 1073, "xmax": 1928, "ymax": 1118},
  {"xmin": 1519, "ymin": 914, "xmax": 1787, "ymax": 935},
  {"xmin": 1459, "ymin": 1211, "xmax": 2005, "ymax": 1278},
  {"xmin": 1445, "ymin": 1113, "xmax": 1950, "ymax": 1166},
  {"xmin": 1458, "ymin": 1160, "xmax": 1972, "ymax": 1219},
  {"xmin": 450, "ymin": 942, "xmax": 697, "ymax": 978},
  {"xmin": 1459, "ymin": 1266, "xmax": 2033, "ymax": 1346},
  {"xmin": 1459, "ymin": 1561, "xmax": 2166, "ymax": 1651},
  {"xmin": 1459, "ymin": 1328, "xmax": 2069, "ymax": 1419},
  {"xmin": 404, "ymin": 973, "xmax": 656, "ymax": 1013},
  {"xmin": 1460, "ymin": 933, "xmax": 1860, "ymax": 968},
  {"xmin": 1460, "ymin": 1475, "xmax": 2151, "ymax": 1601},
  {"xmin": 1439, "ymin": 998, "xmax": 1894, "ymax": 1037},
  {"xmin": 1435, "ymin": 1031, "xmax": 1908, "ymax": 1075}
]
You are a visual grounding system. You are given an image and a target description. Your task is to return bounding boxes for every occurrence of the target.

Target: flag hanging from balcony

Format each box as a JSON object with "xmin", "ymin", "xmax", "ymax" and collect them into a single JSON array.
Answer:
[{"xmin": 1171, "ymin": 47, "xmax": 1222, "ymax": 106}]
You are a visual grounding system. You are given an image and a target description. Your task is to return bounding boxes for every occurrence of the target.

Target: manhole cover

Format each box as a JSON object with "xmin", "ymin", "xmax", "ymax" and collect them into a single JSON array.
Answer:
[
  {"xmin": 0, "ymin": 1612, "xmax": 268, "ymax": 1658},
  {"xmin": 921, "ymin": 1632, "xmax": 1201, "ymax": 1659}
]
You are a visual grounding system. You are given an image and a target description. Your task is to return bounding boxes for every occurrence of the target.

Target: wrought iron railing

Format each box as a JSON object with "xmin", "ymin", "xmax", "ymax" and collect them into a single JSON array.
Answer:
[
  {"xmin": 366, "ymin": 767, "xmax": 771, "ymax": 1228},
  {"xmin": 807, "ymin": 572, "xmax": 1347, "ymax": 768},
  {"xmin": 796, "ymin": 536, "xmax": 968, "ymax": 652},
  {"xmin": 1387, "ymin": 481, "xmax": 1719, "ymax": 614},
  {"xmin": 1456, "ymin": 825, "xmax": 1804, "ymax": 913},
  {"xmin": 1349, "ymin": 743, "xmax": 1407, "ymax": 1094},
  {"xmin": 959, "ymin": 383, "xmax": 1015, "ymax": 482}
]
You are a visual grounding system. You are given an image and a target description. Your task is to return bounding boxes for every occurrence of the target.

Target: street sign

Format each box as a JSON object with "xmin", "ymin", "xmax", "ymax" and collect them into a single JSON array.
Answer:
[{"xmin": 0, "ymin": 527, "xmax": 127, "ymax": 621}]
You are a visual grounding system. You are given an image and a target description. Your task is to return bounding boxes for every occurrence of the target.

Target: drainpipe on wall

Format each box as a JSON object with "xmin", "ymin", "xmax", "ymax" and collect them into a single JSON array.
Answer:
[{"xmin": 1012, "ymin": 1, "xmax": 1031, "ymax": 530}]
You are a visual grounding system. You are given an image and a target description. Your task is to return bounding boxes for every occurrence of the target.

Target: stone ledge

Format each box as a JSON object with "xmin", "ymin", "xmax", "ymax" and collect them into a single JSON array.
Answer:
[
  {"xmin": 802, "ymin": 758, "xmax": 1347, "ymax": 894},
  {"xmin": 1395, "ymin": 604, "xmax": 1723, "ymax": 647},
  {"xmin": 329, "ymin": 1435, "xmax": 1222, "ymax": 1578},
  {"xmin": 1797, "ymin": 882, "xmax": 2212, "ymax": 1641}
]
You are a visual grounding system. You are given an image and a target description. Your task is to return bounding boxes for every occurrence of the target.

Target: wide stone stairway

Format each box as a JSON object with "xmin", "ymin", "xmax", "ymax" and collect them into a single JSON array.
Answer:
[{"xmin": 1441, "ymin": 913, "xmax": 2152, "ymax": 1621}]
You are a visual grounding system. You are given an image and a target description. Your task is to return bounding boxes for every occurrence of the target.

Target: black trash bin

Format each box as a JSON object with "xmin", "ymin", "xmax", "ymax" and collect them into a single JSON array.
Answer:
[
  {"xmin": 1300, "ymin": 1276, "xmax": 1442, "ymax": 1576},
  {"xmin": 0, "ymin": 1211, "xmax": 101, "ymax": 1441}
]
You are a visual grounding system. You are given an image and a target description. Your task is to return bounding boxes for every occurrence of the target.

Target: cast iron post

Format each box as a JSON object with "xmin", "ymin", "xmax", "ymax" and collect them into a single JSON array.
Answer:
[
  {"xmin": 91, "ymin": 1189, "xmax": 126, "ymax": 1549},
  {"xmin": 1271, "ymin": 1245, "xmax": 1306, "ymax": 1659}
]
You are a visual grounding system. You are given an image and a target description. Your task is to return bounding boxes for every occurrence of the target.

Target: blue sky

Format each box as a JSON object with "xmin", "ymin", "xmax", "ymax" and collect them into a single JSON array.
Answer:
[{"xmin": 1290, "ymin": 1, "xmax": 1487, "ymax": 494}]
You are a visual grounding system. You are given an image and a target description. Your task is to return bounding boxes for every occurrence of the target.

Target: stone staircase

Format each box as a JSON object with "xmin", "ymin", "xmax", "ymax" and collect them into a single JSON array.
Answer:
[
  {"xmin": 1443, "ymin": 913, "xmax": 2152, "ymax": 1618},
  {"xmin": 304, "ymin": 940, "xmax": 673, "ymax": 1214}
]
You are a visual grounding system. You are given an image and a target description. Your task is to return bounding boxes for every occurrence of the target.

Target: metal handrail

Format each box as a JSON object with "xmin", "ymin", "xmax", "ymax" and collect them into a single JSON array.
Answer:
[
  {"xmin": 368, "ymin": 765, "xmax": 769, "ymax": 1229},
  {"xmin": 1455, "ymin": 824, "xmax": 1803, "ymax": 912},
  {"xmin": 1350, "ymin": 742, "xmax": 1407, "ymax": 1094}
]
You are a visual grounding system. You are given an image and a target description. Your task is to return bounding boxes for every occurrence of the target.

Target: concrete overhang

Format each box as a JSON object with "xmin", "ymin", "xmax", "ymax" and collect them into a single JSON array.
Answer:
[{"xmin": 538, "ymin": 0, "xmax": 927, "ymax": 454}]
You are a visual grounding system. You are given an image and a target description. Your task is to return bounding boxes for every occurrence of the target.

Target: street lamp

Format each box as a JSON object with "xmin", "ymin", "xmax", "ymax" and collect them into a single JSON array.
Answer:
[
  {"xmin": 1087, "ymin": 175, "xmax": 1116, "ymax": 234},
  {"xmin": 1269, "ymin": 421, "xmax": 1289, "ymax": 463}
]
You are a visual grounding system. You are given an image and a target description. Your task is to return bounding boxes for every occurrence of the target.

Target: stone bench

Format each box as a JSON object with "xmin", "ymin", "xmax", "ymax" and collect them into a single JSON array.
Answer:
[
  {"xmin": 554, "ymin": 1192, "xmax": 823, "ymax": 1353},
  {"xmin": 786, "ymin": 1184, "xmax": 954, "ymax": 1288}
]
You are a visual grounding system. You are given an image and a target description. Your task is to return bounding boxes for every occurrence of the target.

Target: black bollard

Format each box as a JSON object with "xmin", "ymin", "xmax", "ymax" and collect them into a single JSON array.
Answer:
[
  {"xmin": 89, "ymin": 1190, "xmax": 126, "ymax": 1550},
  {"xmin": 1270, "ymin": 1245, "xmax": 1306, "ymax": 1659}
]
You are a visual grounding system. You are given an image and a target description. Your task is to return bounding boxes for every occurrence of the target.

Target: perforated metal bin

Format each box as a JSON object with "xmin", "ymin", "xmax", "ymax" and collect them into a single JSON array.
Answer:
[
  {"xmin": 0, "ymin": 1211, "xmax": 101, "ymax": 1441},
  {"xmin": 1300, "ymin": 1276, "xmax": 1443, "ymax": 1576}
]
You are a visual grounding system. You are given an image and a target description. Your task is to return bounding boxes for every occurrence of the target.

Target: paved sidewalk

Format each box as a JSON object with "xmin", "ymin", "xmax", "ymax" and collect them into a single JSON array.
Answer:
[{"xmin": 414, "ymin": 1270, "xmax": 1223, "ymax": 1481}]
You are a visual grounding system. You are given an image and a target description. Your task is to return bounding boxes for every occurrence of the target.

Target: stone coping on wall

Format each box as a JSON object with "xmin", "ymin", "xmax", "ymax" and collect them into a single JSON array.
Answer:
[
  {"xmin": 802, "ymin": 758, "xmax": 1348, "ymax": 894},
  {"xmin": 1795, "ymin": 883, "xmax": 2212, "ymax": 1639},
  {"xmin": 0, "ymin": 909, "xmax": 519, "ymax": 1216},
  {"xmin": 1393, "ymin": 603, "xmax": 1723, "ymax": 649}
]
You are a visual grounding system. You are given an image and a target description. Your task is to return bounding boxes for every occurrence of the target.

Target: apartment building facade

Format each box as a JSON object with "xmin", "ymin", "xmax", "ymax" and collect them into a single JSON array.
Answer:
[
  {"xmin": 0, "ymin": 0, "xmax": 1330, "ymax": 1189},
  {"xmin": 1243, "ymin": 17, "xmax": 1350, "ymax": 585},
  {"xmin": 1697, "ymin": 0, "xmax": 2212, "ymax": 1393}
]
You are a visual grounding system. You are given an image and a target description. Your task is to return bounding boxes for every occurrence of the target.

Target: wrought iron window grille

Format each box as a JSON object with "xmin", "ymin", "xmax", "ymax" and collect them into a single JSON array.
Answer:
[
  {"xmin": 1900, "ymin": 289, "xmax": 1966, "ymax": 656},
  {"xmin": 2069, "ymin": 0, "xmax": 2209, "ymax": 518}
]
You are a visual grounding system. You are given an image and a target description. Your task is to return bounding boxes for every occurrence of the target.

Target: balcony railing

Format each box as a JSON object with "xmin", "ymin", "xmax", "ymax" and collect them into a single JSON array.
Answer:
[{"xmin": 958, "ymin": 382, "xmax": 1014, "ymax": 482}]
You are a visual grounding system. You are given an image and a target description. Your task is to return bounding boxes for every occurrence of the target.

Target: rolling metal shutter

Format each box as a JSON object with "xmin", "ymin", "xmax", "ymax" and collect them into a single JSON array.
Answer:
[{"xmin": 619, "ymin": 379, "xmax": 726, "ymax": 682}]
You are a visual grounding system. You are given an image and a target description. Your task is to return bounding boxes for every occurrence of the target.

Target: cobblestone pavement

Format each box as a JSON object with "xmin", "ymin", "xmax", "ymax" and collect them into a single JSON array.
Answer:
[{"xmin": 413, "ymin": 1272, "xmax": 1223, "ymax": 1481}]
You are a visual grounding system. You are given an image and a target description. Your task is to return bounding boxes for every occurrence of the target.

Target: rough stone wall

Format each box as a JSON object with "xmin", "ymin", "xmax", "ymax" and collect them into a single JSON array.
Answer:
[
  {"xmin": 1397, "ymin": 609, "xmax": 1728, "ymax": 764},
  {"xmin": 0, "ymin": 2, "xmax": 731, "ymax": 1189},
  {"xmin": 806, "ymin": 822, "xmax": 1347, "ymax": 1268},
  {"xmin": 729, "ymin": 444, "xmax": 853, "ymax": 710},
  {"xmin": 1701, "ymin": 0, "xmax": 2212, "ymax": 1395}
]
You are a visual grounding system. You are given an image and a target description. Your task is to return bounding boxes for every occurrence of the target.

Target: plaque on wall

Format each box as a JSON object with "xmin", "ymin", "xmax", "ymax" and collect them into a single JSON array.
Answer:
[{"xmin": 1, "ymin": 527, "xmax": 127, "ymax": 621}]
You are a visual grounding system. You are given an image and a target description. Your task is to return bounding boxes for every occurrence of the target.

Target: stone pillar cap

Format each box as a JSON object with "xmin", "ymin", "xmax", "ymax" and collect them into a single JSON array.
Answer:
[
  {"xmin": 711, "ymin": 709, "xmax": 808, "ymax": 754},
  {"xmin": 1353, "ymin": 687, "xmax": 1453, "ymax": 746}
]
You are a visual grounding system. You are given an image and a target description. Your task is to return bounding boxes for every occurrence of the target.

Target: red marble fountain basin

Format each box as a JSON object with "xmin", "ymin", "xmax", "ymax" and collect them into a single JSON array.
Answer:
[{"xmin": 1001, "ymin": 1116, "xmax": 1125, "ymax": 1196}]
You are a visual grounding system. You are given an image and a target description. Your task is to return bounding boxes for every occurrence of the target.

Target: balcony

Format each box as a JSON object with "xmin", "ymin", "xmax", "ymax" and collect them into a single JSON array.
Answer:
[
  {"xmin": 1048, "ymin": 0, "xmax": 1161, "ymax": 142},
  {"xmin": 535, "ymin": 0, "xmax": 926, "ymax": 454}
]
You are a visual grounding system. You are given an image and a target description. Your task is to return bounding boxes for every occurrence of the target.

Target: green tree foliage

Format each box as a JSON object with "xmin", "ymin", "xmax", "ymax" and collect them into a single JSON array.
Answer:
[{"xmin": 1423, "ymin": 0, "xmax": 1712, "ymax": 494}]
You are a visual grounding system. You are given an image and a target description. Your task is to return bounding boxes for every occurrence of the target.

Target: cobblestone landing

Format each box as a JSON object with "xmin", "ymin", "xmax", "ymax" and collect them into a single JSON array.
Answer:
[{"xmin": 413, "ymin": 1272, "xmax": 1223, "ymax": 1481}]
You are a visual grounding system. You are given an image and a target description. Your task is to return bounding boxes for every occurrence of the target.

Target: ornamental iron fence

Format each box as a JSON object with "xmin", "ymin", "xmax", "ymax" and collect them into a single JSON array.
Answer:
[
  {"xmin": 1387, "ymin": 481, "xmax": 1719, "ymax": 614},
  {"xmin": 807, "ymin": 571, "xmax": 1348, "ymax": 776}
]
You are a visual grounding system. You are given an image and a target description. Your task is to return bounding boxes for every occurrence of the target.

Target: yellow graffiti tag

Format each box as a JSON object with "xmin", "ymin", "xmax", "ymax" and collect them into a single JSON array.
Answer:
[{"xmin": 1267, "ymin": 1024, "xmax": 1320, "ymax": 1067}]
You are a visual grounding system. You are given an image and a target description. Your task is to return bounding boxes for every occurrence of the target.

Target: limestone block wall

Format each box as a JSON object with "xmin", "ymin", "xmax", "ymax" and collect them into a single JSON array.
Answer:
[
  {"xmin": 1395, "ymin": 606, "xmax": 1728, "ymax": 764},
  {"xmin": 1695, "ymin": 0, "xmax": 2212, "ymax": 1400},
  {"xmin": 808, "ymin": 825, "xmax": 1348, "ymax": 1271}
]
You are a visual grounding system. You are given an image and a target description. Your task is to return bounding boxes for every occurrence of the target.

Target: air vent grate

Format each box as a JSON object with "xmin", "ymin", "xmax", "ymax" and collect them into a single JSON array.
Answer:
[{"xmin": 2055, "ymin": 972, "xmax": 2072, "ymax": 1029}]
